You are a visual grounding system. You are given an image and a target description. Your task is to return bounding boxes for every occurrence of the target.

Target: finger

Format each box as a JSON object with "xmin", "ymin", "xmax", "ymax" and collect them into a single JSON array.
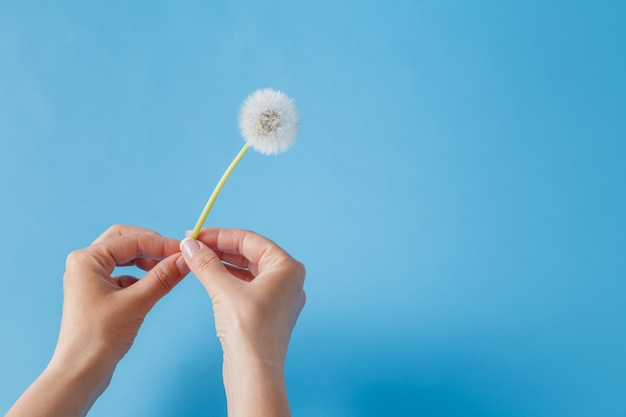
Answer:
[
  {"xmin": 187, "ymin": 227, "xmax": 251, "ymax": 269},
  {"xmin": 92, "ymin": 224, "xmax": 161, "ymax": 245},
  {"xmin": 223, "ymin": 263, "xmax": 255, "ymax": 282},
  {"xmin": 213, "ymin": 250, "xmax": 250, "ymax": 271},
  {"xmin": 179, "ymin": 238, "xmax": 238, "ymax": 297},
  {"xmin": 135, "ymin": 258, "xmax": 160, "ymax": 271},
  {"xmin": 112, "ymin": 275, "xmax": 140, "ymax": 289},
  {"xmin": 113, "ymin": 258, "xmax": 160, "ymax": 271},
  {"xmin": 88, "ymin": 234, "xmax": 181, "ymax": 274},
  {"xmin": 195, "ymin": 228, "xmax": 291, "ymax": 274},
  {"xmin": 124, "ymin": 253, "xmax": 189, "ymax": 308}
]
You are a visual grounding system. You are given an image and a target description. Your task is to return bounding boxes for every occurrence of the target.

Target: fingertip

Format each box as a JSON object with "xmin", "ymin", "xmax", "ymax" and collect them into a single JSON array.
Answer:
[
  {"xmin": 124, "ymin": 252, "xmax": 189, "ymax": 308},
  {"xmin": 180, "ymin": 237, "xmax": 201, "ymax": 261},
  {"xmin": 180, "ymin": 236, "xmax": 192, "ymax": 251}
]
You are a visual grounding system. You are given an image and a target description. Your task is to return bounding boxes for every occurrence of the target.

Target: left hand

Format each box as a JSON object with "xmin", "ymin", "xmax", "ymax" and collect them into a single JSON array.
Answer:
[
  {"xmin": 6, "ymin": 225, "xmax": 190, "ymax": 417},
  {"xmin": 51, "ymin": 224, "xmax": 189, "ymax": 377}
]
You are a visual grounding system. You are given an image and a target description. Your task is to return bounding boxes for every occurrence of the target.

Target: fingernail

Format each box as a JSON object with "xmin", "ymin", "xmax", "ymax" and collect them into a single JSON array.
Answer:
[{"xmin": 180, "ymin": 237, "xmax": 201, "ymax": 260}]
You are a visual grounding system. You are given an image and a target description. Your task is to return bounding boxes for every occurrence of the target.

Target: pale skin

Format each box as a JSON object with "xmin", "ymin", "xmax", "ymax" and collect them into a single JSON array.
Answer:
[
  {"xmin": 6, "ymin": 225, "xmax": 306, "ymax": 417},
  {"xmin": 180, "ymin": 229, "xmax": 306, "ymax": 417}
]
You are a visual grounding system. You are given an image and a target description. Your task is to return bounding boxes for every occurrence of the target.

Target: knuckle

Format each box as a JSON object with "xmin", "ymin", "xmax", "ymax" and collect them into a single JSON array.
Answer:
[
  {"xmin": 194, "ymin": 253, "xmax": 222, "ymax": 274},
  {"xmin": 300, "ymin": 290, "xmax": 307, "ymax": 310},
  {"xmin": 290, "ymin": 260, "xmax": 306, "ymax": 285},
  {"xmin": 65, "ymin": 249, "xmax": 88, "ymax": 270},
  {"xmin": 152, "ymin": 267, "xmax": 174, "ymax": 293},
  {"xmin": 296, "ymin": 260, "xmax": 306, "ymax": 278},
  {"xmin": 64, "ymin": 249, "xmax": 92, "ymax": 285},
  {"xmin": 106, "ymin": 224, "xmax": 124, "ymax": 235}
]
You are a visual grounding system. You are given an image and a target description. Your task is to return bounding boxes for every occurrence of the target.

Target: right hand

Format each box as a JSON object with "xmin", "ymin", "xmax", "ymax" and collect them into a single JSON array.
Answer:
[{"xmin": 179, "ymin": 228, "xmax": 306, "ymax": 367}]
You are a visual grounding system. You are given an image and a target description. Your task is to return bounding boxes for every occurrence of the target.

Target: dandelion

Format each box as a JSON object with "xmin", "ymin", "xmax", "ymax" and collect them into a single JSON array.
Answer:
[
  {"xmin": 239, "ymin": 88, "xmax": 299, "ymax": 155},
  {"xmin": 189, "ymin": 88, "xmax": 299, "ymax": 239}
]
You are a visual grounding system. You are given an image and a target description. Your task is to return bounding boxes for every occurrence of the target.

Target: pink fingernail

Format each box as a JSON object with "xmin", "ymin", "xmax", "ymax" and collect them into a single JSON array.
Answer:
[{"xmin": 180, "ymin": 237, "xmax": 201, "ymax": 260}]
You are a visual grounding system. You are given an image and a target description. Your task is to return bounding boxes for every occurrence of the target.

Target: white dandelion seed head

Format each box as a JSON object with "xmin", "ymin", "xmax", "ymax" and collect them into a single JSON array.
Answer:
[{"xmin": 238, "ymin": 88, "xmax": 299, "ymax": 155}]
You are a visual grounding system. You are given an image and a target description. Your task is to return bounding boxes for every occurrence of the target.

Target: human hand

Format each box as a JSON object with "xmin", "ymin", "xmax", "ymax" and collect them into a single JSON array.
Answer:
[
  {"xmin": 180, "ymin": 228, "xmax": 306, "ymax": 417},
  {"xmin": 53, "ymin": 224, "xmax": 189, "ymax": 375},
  {"xmin": 6, "ymin": 225, "xmax": 189, "ymax": 417}
]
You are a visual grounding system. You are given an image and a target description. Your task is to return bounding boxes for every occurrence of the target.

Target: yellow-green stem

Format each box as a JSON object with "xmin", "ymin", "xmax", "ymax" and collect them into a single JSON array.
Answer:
[{"xmin": 190, "ymin": 143, "xmax": 250, "ymax": 239}]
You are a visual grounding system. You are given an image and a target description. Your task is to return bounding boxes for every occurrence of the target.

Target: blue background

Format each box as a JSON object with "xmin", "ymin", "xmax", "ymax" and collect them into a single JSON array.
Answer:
[{"xmin": 1, "ymin": 1, "xmax": 625, "ymax": 416}]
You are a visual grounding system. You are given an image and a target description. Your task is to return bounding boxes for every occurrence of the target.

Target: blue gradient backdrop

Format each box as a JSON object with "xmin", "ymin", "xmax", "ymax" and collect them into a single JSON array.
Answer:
[{"xmin": 1, "ymin": 1, "xmax": 625, "ymax": 416}]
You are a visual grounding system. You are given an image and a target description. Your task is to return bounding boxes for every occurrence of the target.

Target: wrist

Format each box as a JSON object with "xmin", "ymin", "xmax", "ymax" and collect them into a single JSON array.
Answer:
[
  {"xmin": 48, "ymin": 356, "xmax": 114, "ymax": 397},
  {"xmin": 222, "ymin": 350, "xmax": 290, "ymax": 417},
  {"xmin": 48, "ymin": 345, "xmax": 117, "ymax": 399},
  {"xmin": 6, "ymin": 357, "xmax": 114, "ymax": 417},
  {"xmin": 223, "ymin": 349, "xmax": 286, "ymax": 382},
  {"xmin": 50, "ymin": 344, "xmax": 116, "ymax": 382}
]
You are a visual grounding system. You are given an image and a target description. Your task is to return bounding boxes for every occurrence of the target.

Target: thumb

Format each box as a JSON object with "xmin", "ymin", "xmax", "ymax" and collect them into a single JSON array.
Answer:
[
  {"xmin": 180, "ymin": 237, "xmax": 234, "ymax": 296},
  {"xmin": 127, "ymin": 252, "xmax": 189, "ymax": 308}
]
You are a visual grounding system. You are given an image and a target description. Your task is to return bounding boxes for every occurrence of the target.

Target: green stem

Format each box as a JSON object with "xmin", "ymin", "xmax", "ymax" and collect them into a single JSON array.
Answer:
[{"xmin": 190, "ymin": 143, "xmax": 250, "ymax": 239}]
